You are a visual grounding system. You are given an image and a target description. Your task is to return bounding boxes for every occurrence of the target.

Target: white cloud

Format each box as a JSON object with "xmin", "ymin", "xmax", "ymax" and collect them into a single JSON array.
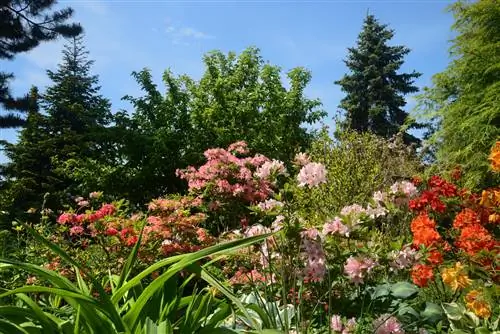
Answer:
[{"xmin": 164, "ymin": 22, "xmax": 214, "ymax": 45}]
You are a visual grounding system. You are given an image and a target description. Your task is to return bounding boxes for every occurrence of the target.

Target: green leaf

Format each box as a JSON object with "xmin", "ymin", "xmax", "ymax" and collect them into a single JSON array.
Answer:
[
  {"xmin": 389, "ymin": 282, "xmax": 419, "ymax": 299},
  {"xmin": 475, "ymin": 327, "xmax": 491, "ymax": 334},
  {"xmin": 16, "ymin": 293, "xmax": 59, "ymax": 334},
  {"xmin": 442, "ymin": 302, "xmax": 466, "ymax": 321},
  {"xmin": 421, "ymin": 302, "xmax": 444, "ymax": 324}
]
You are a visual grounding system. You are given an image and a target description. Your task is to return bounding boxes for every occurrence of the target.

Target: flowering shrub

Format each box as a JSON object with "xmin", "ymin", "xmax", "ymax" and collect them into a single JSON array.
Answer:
[{"xmin": 4, "ymin": 140, "xmax": 499, "ymax": 333}]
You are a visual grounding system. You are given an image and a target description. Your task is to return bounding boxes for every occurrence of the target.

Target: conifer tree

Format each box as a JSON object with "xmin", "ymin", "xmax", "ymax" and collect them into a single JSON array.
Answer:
[
  {"xmin": 335, "ymin": 14, "xmax": 421, "ymax": 144},
  {"xmin": 1, "ymin": 0, "xmax": 82, "ymax": 128},
  {"xmin": 0, "ymin": 35, "xmax": 112, "ymax": 215},
  {"xmin": 416, "ymin": 0, "xmax": 500, "ymax": 189}
]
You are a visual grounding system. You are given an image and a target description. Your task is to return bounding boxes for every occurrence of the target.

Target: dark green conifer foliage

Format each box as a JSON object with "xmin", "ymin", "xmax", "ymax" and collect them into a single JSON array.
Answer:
[
  {"xmin": 1, "ymin": 0, "xmax": 82, "ymax": 128},
  {"xmin": 0, "ymin": 36, "xmax": 112, "ymax": 217},
  {"xmin": 335, "ymin": 15, "xmax": 421, "ymax": 144}
]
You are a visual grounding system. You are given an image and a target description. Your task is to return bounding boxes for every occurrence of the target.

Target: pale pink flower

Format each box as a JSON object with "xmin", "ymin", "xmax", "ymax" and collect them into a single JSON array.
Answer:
[
  {"xmin": 373, "ymin": 314, "xmax": 405, "ymax": 334},
  {"xmin": 390, "ymin": 181, "xmax": 418, "ymax": 198},
  {"xmin": 373, "ymin": 190, "xmax": 387, "ymax": 203},
  {"xmin": 255, "ymin": 159, "xmax": 287, "ymax": 179},
  {"xmin": 331, "ymin": 315, "xmax": 343, "ymax": 332},
  {"xmin": 340, "ymin": 204, "xmax": 365, "ymax": 217},
  {"xmin": 365, "ymin": 205, "xmax": 387, "ymax": 219},
  {"xmin": 389, "ymin": 247, "xmax": 420, "ymax": 271},
  {"xmin": 89, "ymin": 191, "xmax": 102, "ymax": 199},
  {"xmin": 297, "ymin": 162, "xmax": 327, "ymax": 187},
  {"xmin": 301, "ymin": 228, "xmax": 326, "ymax": 282},
  {"xmin": 344, "ymin": 256, "xmax": 377, "ymax": 284},
  {"xmin": 77, "ymin": 200, "xmax": 89, "ymax": 207},
  {"xmin": 323, "ymin": 217, "xmax": 350, "ymax": 237},
  {"xmin": 257, "ymin": 199, "xmax": 283, "ymax": 211},
  {"xmin": 272, "ymin": 215, "xmax": 285, "ymax": 232},
  {"xmin": 342, "ymin": 318, "xmax": 357, "ymax": 334},
  {"xmin": 294, "ymin": 152, "xmax": 311, "ymax": 166},
  {"xmin": 74, "ymin": 196, "xmax": 84, "ymax": 203},
  {"xmin": 245, "ymin": 224, "xmax": 270, "ymax": 237}
]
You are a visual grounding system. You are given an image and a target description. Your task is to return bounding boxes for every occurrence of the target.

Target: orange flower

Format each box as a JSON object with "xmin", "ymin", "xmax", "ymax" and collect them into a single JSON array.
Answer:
[
  {"xmin": 489, "ymin": 141, "xmax": 500, "ymax": 172},
  {"xmin": 453, "ymin": 208, "xmax": 480, "ymax": 229},
  {"xmin": 455, "ymin": 224, "xmax": 496, "ymax": 256},
  {"xmin": 489, "ymin": 213, "xmax": 500, "ymax": 224},
  {"xmin": 480, "ymin": 189, "xmax": 500, "ymax": 208},
  {"xmin": 441, "ymin": 262, "xmax": 472, "ymax": 292},
  {"xmin": 411, "ymin": 213, "xmax": 442, "ymax": 248},
  {"xmin": 411, "ymin": 264, "xmax": 434, "ymax": 287},
  {"xmin": 465, "ymin": 290, "xmax": 491, "ymax": 318},
  {"xmin": 427, "ymin": 249, "xmax": 443, "ymax": 266}
]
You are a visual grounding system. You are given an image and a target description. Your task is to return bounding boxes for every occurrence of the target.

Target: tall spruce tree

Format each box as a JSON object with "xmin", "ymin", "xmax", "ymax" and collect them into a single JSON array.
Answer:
[
  {"xmin": 1, "ymin": 0, "xmax": 82, "ymax": 128},
  {"xmin": 0, "ymin": 35, "xmax": 112, "ymax": 216},
  {"xmin": 335, "ymin": 14, "xmax": 421, "ymax": 144},
  {"xmin": 416, "ymin": 0, "xmax": 500, "ymax": 189}
]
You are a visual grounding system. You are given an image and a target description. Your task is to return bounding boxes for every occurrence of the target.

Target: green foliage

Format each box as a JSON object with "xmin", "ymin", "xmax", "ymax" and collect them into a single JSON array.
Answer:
[
  {"xmin": 335, "ymin": 14, "xmax": 422, "ymax": 144},
  {"xmin": 0, "ymin": 0, "xmax": 82, "ymax": 128},
  {"xmin": 0, "ymin": 223, "xmax": 271, "ymax": 333},
  {"xmin": 74, "ymin": 47, "xmax": 326, "ymax": 205},
  {"xmin": 189, "ymin": 47, "xmax": 325, "ymax": 163},
  {"xmin": 292, "ymin": 128, "xmax": 421, "ymax": 225},
  {"xmin": 415, "ymin": 0, "xmax": 500, "ymax": 190}
]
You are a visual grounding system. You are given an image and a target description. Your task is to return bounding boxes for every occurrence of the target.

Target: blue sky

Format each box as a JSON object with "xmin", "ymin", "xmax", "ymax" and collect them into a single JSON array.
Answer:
[{"xmin": 1, "ymin": 0, "xmax": 456, "ymax": 162}]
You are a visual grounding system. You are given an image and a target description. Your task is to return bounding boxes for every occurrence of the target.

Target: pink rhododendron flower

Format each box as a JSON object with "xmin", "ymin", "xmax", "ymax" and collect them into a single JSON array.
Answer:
[
  {"xmin": 257, "ymin": 199, "xmax": 283, "ymax": 211},
  {"xmin": 255, "ymin": 159, "xmax": 287, "ymax": 179},
  {"xmin": 331, "ymin": 315, "xmax": 343, "ymax": 332},
  {"xmin": 344, "ymin": 256, "xmax": 377, "ymax": 284},
  {"xmin": 105, "ymin": 227, "xmax": 119, "ymax": 236},
  {"xmin": 272, "ymin": 215, "xmax": 285, "ymax": 232},
  {"xmin": 323, "ymin": 217, "xmax": 350, "ymax": 237},
  {"xmin": 89, "ymin": 191, "xmax": 102, "ymax": 199},
  {"xmin": 373, "ymin": 191, "xmax": 387, "ymax": 203},
  {"xmin": 57, "ymin": 213, "xmax": 75, "ymax": 224},
  {"xmin": 297, "ymin": 162, "xmax": 327, "ymax": 187},
  {"xmin": 373, "ymin": 314, "xmax": 405, "ymax": 334},
  {"xmin": 69, "ymin": 225, "xmax": 84, "ymax": 235},
  {"xmin": 77, "ymin": 200, "xmax": 89, "ymax": 207},
  {"xmin": 390, "ymin": 181, "xmax": 418, "ymax": 198},
  {"xmin": 301, "ymin": 228, "xmax": 326, "ymax": 282},
  {"xmin": 245, "ymin": 224, "xmax": 270, "ymax": 237},
  {"xmin": 294, "ymin": 152, "xmax": 311, "ymax": 166},
  {"xmin": 343, "ymin": 318, "xmax": 357, "ymax": 334},
  {"xmin": 98, "ymin": 204, "xmax": 116, "ymax": 217},
  {"xmin": 227, "ymin": 141, "xmax": 249, "ymax": 155},
  {"xmin": 365, "ymin": 205, "xmax": 388, "ymax": 219},
  {"xmin": 389, "ymin": 247, "xmax": 420, "ymax": 271}
]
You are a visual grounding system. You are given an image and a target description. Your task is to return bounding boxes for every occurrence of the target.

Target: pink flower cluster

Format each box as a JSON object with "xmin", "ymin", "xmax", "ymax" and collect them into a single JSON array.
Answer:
[
  {"xmin": 257, "ymin": 199, "xmax": 283, "ymax": 211},
  {"xmin": 388, "ymin": 247, "xmax": 421, "ymax": 271},
  {"xmin": 322, "ymin": 217, "xmax": 350, "ymax": 237},
  {"xmin": 176, "ymin": 142, "xmax": 275, "ymax": 204},
  {"xmin": 330, "ymin": 315, "xmax": 357, "ymax": 334},
  {"xmin": 373, "ymin": 314, "xmax": 405, "ymax": 334},
  {"xmin": 255, "ymin": 159, "xmax": 288, "ymax": 180},
  {"xmin": 297, "ymin": 162, "xmax": 327, "ymax": 187},
  {"xmin": 390, "ymin": 181, "xmax": 418, "ymax": 198},
  {"xmin": 293, "ymin": 152, "xmax": 311, "ymax": 166},
  {"xmin": 344, "ymin": 256, "xmax": 377, "ymax": 284},
  {"xmin": 300, "ymin": 228, "xmax": 326, "ymax": 282},
  {"xmin": 340, "ymin": 202, "xmax": 387, "ymax": 226},
  {"xmin": 57, "ymin": 203, "xmax": 116, "ymax": 226}
]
